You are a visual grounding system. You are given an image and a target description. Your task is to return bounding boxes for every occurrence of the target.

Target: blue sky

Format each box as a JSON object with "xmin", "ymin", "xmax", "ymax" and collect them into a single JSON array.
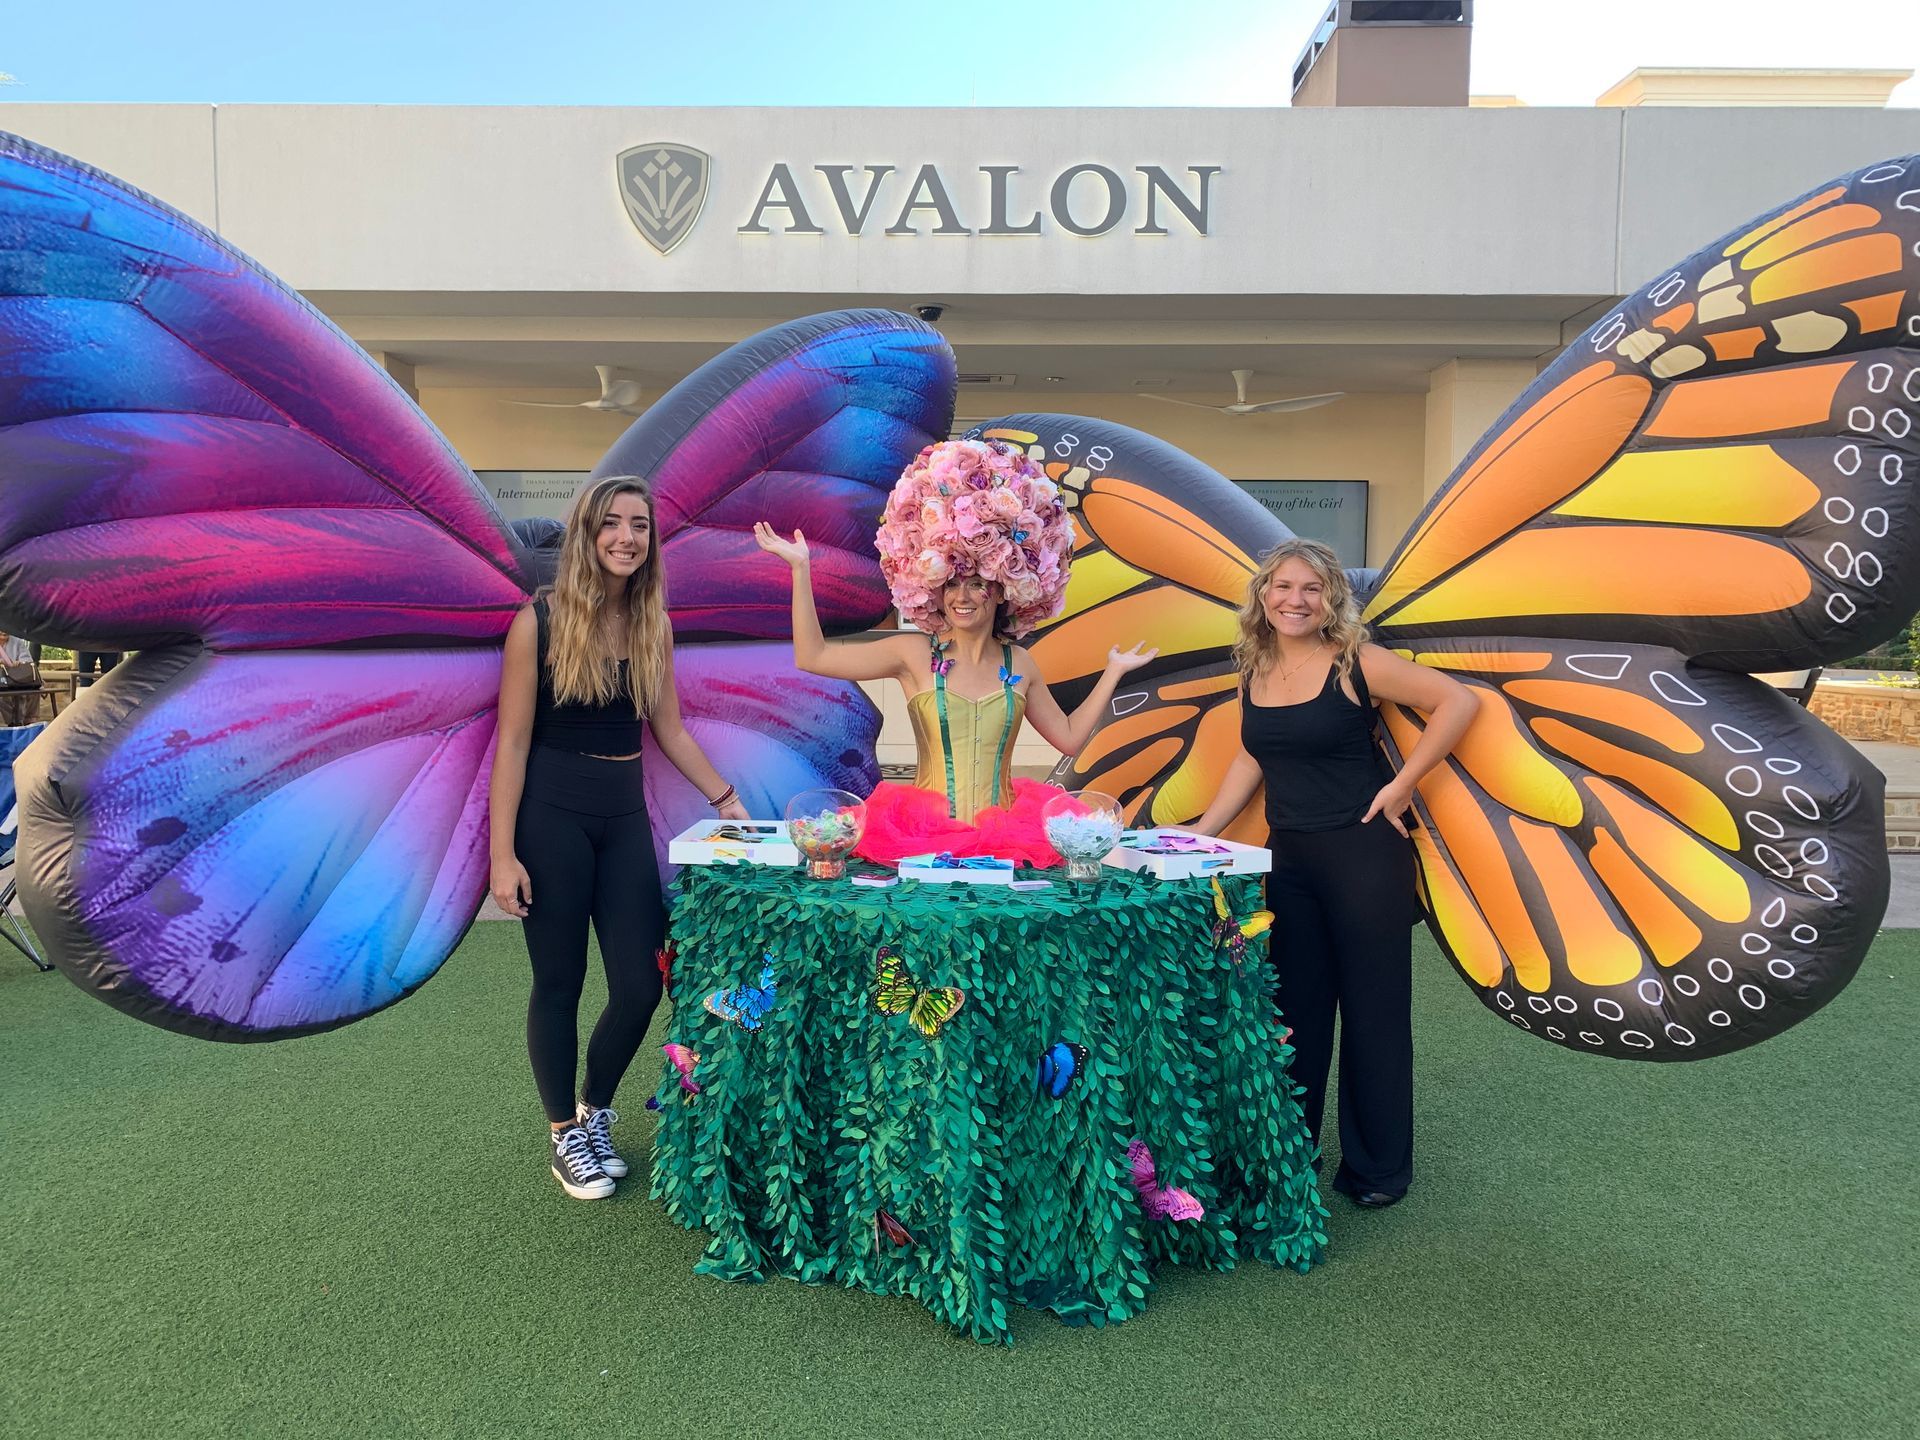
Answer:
[{"xmin": 2, "ymin": 0, "xmax": 1915, "ymax": 107}]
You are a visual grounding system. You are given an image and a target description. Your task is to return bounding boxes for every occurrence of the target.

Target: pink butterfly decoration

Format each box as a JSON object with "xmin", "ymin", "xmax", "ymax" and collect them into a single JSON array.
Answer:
[
  {"xmin": 663, "ymin": 1043, "xmax": 701, "ymax": 1094},
  {"xmin": 1126, "ymin": 1138, "xmax": 1204, "ymax": 1223}
]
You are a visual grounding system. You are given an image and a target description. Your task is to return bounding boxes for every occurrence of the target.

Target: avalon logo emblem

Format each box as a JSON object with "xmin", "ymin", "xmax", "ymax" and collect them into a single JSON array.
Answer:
[{"xmin": 617, "ymin": 143, "xmax": 710, "ymax": 255}]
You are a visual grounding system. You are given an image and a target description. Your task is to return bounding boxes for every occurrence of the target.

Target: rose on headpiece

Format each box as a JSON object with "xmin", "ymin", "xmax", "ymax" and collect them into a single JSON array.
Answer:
[{"xmin": 874, "ymin": 439, "xmax": 1074, "ymax": 636}]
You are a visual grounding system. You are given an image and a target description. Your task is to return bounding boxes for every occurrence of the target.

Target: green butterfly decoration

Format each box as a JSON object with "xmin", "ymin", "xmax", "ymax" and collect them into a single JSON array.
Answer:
[{"xmin": 873, "ymin": 945, "xmax": 966, "ymax": 1039}]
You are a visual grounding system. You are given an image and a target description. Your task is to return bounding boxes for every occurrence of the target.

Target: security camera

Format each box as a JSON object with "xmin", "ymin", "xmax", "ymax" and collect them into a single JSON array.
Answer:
[{"xmin": 913, "ymin": 303, "xmax": 946, "ymax": 323}]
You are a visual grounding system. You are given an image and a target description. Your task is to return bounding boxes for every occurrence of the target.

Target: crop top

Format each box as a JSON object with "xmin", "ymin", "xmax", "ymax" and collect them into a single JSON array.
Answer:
[{"xmin": 530, "ymin": 598, "xmax": 647, "ymax": 756}]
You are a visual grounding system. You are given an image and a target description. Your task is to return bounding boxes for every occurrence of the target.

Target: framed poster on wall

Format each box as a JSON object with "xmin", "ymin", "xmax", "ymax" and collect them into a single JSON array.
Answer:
[
  {"xmin": 476, "ymin": 471, "xmax": 588, "ymax": 522},
  {"xmin": 1235, "ymin": 481, "xmax": 1370, "ymax": 567}
]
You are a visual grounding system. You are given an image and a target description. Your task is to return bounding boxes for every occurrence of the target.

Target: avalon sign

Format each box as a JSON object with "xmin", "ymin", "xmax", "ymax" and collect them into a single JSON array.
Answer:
[{"xmin": 617, "ymin": 147, "xmax": 1221, "ymax": 253}]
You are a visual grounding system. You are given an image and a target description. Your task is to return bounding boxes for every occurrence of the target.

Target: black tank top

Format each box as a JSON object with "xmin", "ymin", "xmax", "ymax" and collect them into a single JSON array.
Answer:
[
  {"xmin": 1241, "ymin": 657, "xmax": 1385, "ymax": 833},
  {"xmin": 530, "ymin": 598, "xmax": 647, "ymax": 756}
]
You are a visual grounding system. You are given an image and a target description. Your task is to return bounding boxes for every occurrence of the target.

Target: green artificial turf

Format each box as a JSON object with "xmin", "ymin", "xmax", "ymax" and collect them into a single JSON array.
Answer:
[{"xmin": 2, "ymin": 922, "xmax": 1915, "ymax": 1439}]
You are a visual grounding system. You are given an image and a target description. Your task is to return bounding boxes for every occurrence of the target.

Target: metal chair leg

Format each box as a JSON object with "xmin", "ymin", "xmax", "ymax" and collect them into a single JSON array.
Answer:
[{"xmin": 0, "ymin": 878, "xmax": 52, "ymax": 971}]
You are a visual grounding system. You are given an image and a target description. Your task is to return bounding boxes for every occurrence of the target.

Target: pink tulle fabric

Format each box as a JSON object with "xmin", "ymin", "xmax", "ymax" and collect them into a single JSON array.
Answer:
[{"xmin": 856, "ymin": 779, "xmax": 1067, "ymax": 869}]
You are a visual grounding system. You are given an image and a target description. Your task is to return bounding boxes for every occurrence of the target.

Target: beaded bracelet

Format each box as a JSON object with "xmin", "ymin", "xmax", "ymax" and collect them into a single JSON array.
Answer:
[{"xmin": 706, "ymin": 783, "xmax": 738, "ymax": 809}]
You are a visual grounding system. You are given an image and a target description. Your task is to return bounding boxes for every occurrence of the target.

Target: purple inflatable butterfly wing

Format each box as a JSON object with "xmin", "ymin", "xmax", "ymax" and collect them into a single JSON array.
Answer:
[
  {"xmin": 595, "ymin": 311, "xmax": 955, "ymax": 863},
  {"xmin": 598, "ymin": 309, "xmax": 955, "ymax": 641},
  {"xmin": 641, "ymin": 640, "xmax": 881, "ymax": 872},
  {"xmin": 0, "ymin": 132, "xmax": 533, "ymax": 1039}
]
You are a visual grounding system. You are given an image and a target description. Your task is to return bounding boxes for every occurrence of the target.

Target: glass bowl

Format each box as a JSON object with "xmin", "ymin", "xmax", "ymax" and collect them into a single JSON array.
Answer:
[
  {"xmin": 784, "ymin": 788, "xmax": 868, "ymax": 880},
  {"xmin": 1041, "ymin": 789, "xmax": 1124, "ymax": 881}
]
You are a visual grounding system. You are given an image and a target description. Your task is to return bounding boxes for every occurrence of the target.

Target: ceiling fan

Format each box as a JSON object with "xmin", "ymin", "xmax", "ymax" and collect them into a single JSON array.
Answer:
[
  {"xmin": 1141, "ymin": 370, "xmax": 1345, "ymax": 416},
  {"xmin": 507, "ymin": 365, "xmax": 646, "ymax": 417}
]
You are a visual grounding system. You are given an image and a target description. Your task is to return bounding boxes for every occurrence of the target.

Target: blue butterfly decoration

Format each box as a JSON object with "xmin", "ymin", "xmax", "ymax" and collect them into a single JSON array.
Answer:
[
  {"xmin": 998, "ymin": 664, "xmax": 1024, "ymax": 688},
  {"xmin": 1037, "ymin": 1040, "xmax": 1089, "ymax": 1098},
  {"xmin": 704, "ymin": 954, "xmax": 778, "ymax": 1032},
  {"xmin": 932, "ymin": 852, "xmax": 1014, "ymax": 871}
]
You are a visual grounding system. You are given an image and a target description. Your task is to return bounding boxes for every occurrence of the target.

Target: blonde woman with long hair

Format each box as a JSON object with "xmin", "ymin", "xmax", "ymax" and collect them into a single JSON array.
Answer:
[
  {"xmin": 489, "ymin": 475, "xmax": 748, "ymax": 1201},
  {"xmin": 1194, "ymin": 538, "xmax": 1474, "ymax": 1210}
]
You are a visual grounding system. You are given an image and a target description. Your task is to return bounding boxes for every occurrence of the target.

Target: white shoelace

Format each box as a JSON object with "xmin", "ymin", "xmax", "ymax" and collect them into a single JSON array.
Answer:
[
  {"xmin": 583, "ymin": 1106, "xmax": 619, "ymax": 1158},
  {"xmin": 555, "ymin": 1126, "xmax": 602, "ymax": 1178}
]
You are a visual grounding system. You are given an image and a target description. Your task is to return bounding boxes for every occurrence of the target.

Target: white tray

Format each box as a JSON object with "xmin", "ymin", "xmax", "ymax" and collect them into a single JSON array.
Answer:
[
  {"xmin": 899, "ymin": 853, "xmax": 1019, "ymax": 885},
  {"xmin": 667, "ymin": 819, "xmax": 800, "ymax": 868},
  {"xmin": 1101, "ymin": 827, "xmax": 1271, "ymax": 879}
]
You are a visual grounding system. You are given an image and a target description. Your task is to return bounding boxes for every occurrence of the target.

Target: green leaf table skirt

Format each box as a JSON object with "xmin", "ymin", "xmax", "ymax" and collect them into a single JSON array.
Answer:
[{"xmin": 649, "ymin": 864, "xmax": 1328, "ymax": 1345}]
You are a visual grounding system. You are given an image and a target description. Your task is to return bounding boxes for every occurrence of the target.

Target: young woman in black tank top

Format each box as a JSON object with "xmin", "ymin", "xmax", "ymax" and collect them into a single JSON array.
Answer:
[
  {"xmin": 489, "ymin": 476, "xmax": 749, "ymax": 1201},
  {"xmin": 1195, "ymin": 539, "xmax": 1474, "ymax": 1208}
]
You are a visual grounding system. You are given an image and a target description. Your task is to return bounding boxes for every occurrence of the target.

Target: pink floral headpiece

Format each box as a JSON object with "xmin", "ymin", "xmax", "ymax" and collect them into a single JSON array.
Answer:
[{"xmin": 873, "ymin": 439, "xmax": 1074, "ymax": 637}]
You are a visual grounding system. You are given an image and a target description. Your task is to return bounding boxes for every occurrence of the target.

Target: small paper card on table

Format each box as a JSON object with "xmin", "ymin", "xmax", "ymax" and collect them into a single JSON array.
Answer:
[
  {"xmin": 899, "ymin": 853, "xmax": 1019, "ymax": 886},
  {"xmin": 668, "ymin": 819, "xmax": 800, "ymax": 868},
  {"xmin": 1101, "ymin": 827, "xmax": 1271, "ymax": 879}
]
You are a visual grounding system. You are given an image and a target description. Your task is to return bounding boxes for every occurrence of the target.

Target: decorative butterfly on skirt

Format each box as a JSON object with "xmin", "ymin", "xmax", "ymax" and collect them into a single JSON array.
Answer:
[
  {"xmin": 0, "ymin": 132, "xmax": 953, "ymax": 1041},
  {"xmin": 704, "ymin": 955, "xmax": 779, "ymax": 1033},
  {"xmin": 972, "ymin": 152, "xmax": 1920, "ymax": 1063},
  {"xmin": 874, "ymin": 1208, "xmax": 919, "ymax": 1248},
  {"xmin": 872, "ymin": 945, "xmax": 966, "ymax": 1038},
  {"xmin": 1209, "ymin": 877, "xmax": 1274, "ymax": 967},
  {"xmin": 1036, "ymin": 1039, "xmax": 1089, "ymax": 1098},
  {"xmin": 662, "ymin": 1042, "xmax": 701, "ymax": 1095},
  {"xmin": 1125, "ymin": 1138, "xmax": 1205, "ymax": 1223}
]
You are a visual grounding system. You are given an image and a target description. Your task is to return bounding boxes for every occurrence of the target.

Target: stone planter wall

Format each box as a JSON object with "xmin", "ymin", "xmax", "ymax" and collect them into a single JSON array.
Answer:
[{"xmin": 1807, "ymin": 680, "xmax": 1920, "ymax": 746}]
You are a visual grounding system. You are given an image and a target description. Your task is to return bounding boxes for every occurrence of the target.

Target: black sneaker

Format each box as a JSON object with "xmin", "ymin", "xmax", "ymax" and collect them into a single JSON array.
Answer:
[
  {"xmin": 550, "ymin": 1124, "xmax": 615, "ymax": 1200},
  {"xmin": 575, "ymin": 1100, "xmax": 629, "ymax": 1179}
]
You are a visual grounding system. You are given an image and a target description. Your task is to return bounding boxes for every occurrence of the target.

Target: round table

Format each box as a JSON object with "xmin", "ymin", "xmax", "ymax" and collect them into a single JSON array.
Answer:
[{"xmin": 648, "ymin": 862, "xmax": 1326, "ymax": 1345}]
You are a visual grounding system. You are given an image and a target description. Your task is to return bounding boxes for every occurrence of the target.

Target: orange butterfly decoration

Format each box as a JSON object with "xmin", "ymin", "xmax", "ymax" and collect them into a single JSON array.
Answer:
[
  {"xmin": 970, "ymin": 152, "xmax": 1920, "ymax": 1061},
  {"xmin": 964, "ymin": 420, "xmax": 1284, "ymax": 845}
]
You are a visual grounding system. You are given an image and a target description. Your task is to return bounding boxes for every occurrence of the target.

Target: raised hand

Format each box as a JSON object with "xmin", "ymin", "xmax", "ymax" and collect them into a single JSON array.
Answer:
[
  {"xmin": 1107, "ymin": 642, "xmax": 1159, "ymax": 674},
  {"xmin": 752, "ymin": 521, "xmax": 810, "ymax": 569}
]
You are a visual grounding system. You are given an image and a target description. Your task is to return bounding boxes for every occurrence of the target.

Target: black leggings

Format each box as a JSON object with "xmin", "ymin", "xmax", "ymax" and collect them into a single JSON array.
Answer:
[
  {"xmin": 516, "ymin": 746, "xmax": 667, "ymax": 1124},
  {"xmin": 1267, "ymin": 819, "xmax": 1417, "ymax": 1198}
]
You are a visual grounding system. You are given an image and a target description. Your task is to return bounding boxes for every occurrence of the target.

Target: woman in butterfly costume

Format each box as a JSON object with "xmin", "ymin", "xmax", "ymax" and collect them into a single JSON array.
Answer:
[
  {"xmin": 489, "ymin": 473, "xmax": 751, "ymax": 1201},
  {"xmin": 0, "ymin": 132, "xmax": 947, "ymax": 1044},
  {"xmin": 754, "ymin": 438, "xmax": 1156, "ymax": 866},
  {"xmin": 1196, "ymin": 539, "xmax": 1475, "ymax": 1208},
  {"xmin": 1020, "ymin": 152, "xmax": 1920, "ymax": 1068}
]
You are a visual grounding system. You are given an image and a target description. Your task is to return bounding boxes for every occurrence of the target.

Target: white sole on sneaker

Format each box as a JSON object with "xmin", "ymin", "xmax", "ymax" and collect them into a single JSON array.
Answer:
[{"xmin": 552, "ymin": 1165, "xmax": 615, "ymax": 1200}]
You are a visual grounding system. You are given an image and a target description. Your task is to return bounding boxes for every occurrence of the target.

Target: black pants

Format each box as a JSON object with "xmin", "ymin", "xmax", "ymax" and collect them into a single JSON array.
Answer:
[
  {"xmin": 73, "ymin": 651, "xmax": 121, "ymax": 686},
  {"xmin": 516, "ymin": 746, "xmax": 666, "ymax": 1124},
  {"xmin": 1267, "ymin": 819, "xmax": 1416, "ymax": 1198}
]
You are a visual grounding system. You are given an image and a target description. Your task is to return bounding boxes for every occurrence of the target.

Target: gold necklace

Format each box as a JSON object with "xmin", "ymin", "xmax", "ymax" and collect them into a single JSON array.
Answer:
[{"xmin": 1274, "ymin": 643, "xmax": 1327, "ymax": 685}]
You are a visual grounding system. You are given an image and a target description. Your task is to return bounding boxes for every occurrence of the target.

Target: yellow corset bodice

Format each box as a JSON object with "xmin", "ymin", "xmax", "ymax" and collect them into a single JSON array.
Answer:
[{"xmin": 905, "ymin": 686, "xmax": 1026, "ymax": 823}]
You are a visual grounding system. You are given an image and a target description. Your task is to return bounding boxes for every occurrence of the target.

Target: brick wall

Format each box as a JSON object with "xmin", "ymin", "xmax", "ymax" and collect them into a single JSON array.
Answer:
[{"xmin": 1806, "ymin": 681, "xmax": 1920, "ymax": 747}]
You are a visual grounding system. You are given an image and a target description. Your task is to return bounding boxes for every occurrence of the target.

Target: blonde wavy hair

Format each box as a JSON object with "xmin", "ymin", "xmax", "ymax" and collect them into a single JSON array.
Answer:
[
  {"xmin": 1232, "ymin": 538, "xmax": 1369, "ymax": 687},
  {"xmin": 544, "ymin": 475, "xmax": 670, "ymax": 714}
]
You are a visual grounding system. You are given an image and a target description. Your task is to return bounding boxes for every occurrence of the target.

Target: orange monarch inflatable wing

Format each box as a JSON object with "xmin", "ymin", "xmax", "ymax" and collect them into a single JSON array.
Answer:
[
  {"xmin": 1367, "ymin": 154, "xmax": 1920, "ymax": 1060},
  {"xmin": 962, "ymin": 416, "xmax": 1288, "ymax": 844}
]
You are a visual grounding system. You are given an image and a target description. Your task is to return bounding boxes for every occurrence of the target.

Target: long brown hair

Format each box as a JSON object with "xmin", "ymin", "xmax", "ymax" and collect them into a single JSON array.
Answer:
[
  {"xmin": 1232, "ymin": 538, "xmax": 1368, "ymax": 687},
  {"xmin": 544, "ymin": 475, "xmax": 670, "ymax": 713}
]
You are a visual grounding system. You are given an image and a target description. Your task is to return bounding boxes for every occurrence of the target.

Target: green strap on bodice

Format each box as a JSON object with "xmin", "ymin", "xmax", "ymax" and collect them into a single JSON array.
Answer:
[
  {"xmin": 990, "ymin": 643, "xmax": 1015, "ymax": 811},
  {"xmin": 931, "ymin": 640, "xmax": 1019, "ymax": 818}
]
